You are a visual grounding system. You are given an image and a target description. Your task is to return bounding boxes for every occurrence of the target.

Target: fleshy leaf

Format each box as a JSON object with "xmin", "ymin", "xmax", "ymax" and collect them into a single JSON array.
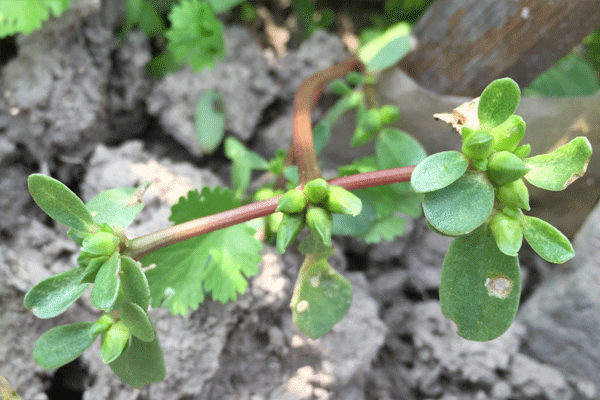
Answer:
[
  {"xmin": 120, "ymin": 256, "xmax": 150, "ymax": 310},
  {"xmin": 440, "ymin": 225, "xmax": 521, "ymax": 341},
  {"xmin": 524, "ymin": 137, "xmax": 592, "ymax": 191},
  {"xmin": 489, "ymin": 211, "xmax": 523, "ymax": 256},
  {"xmin": 411, "ymin": 151, "xmax": 468, "ymax": 193},
  {"xmin": 477, "ymin": 78, "xmax": 521, "ymax": 130},
  {"xmin": 423, "ymin": 171, "xmax": 494, "ymax": 235},
  {"xmin": 28, "ymin": 174, "xmax": 97, "ymax": 232},
  {"xmin": 291, "ymin": 258, "xmax": 352, "ymax": 339},
  {"xmin": 120, "ymin": 301, "xmax": 155, "ymax": 342},
  {"xmin": 109, "ymin": 335, "xmax": 165, "ymax": 389},
  {"xmin": 24, "ymin": 267, "xmax": 89, "ymax": 319},
  {"xmin": 91, "ymin": 253, "xmax": 121, "ymax": 311},
  {"xmin": 522, "ymin": 216, "xmax": 574, "ymax": 263},
  {"xmin": 33, "ymin": 322, "xmax": 97, "ymax": 369},
  {"xmin": 489, "ymin": 115, "xmax": 526, "ymax": 152},
  {"xmin": 143, "ymin": 187, "xmax": 262, "ymax": 315},
  {"xmin": 100, "ymin": 321, "xmax": 131, "ymax": 364},
  {"xmin": 195, "ymin": 90, "xmax": 225, "ymax": 154},
  {"xmin": 358, "ymin": 22, "xmax": 412, "ymax": 72},
  {"xmin": 85, "ymin": 182, "xmax": 150, "ymax": 229}
]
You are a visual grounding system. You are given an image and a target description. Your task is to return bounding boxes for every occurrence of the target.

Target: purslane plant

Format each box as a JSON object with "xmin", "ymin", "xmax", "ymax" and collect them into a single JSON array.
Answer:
[{"xmin": 24, "ymin": 57, "xmax": 591, "ymax": 387}]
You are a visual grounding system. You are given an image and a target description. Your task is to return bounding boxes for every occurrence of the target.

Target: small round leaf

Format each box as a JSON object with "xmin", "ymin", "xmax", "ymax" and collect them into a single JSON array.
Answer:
[
  {"xmin": 411, "ymin": 151, "xmax": 468, "ymax": 193},
  {"xmin": 478, "ymin": 78, "xmax": 521, "ymax": 130},
  {"xmin": 522, "ymin": 216, "xmax": 574, "ymax": 263}
]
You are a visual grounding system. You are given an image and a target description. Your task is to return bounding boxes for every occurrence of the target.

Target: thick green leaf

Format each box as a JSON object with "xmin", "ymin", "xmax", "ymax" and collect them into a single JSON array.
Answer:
[
  {"xmin": 495, "ymin": 179, "xmax": 530, "ymax": 211},
  {"xmin": 81, "ymin": 232, "xmax": 120, "ymax": 256},
  {"xmin": 101, "ymin": 321, "xmax": 131, "ymax": 364},
  {"xmin": 195, "ymin": 90, "xmax": 225, "ymax": 154},
  {"xmin": 120, "ymin": 256, "xmax": 150, "ymax": 310},
  {"xmin": 91, "ymin": 253, "xmax": 121, "ymax": 311},
  {"xmin": 489, "ymin": 211, "xmax": 523, "ymax": 256},
  {"xmin": 28, "ymin": 174, "xmax": 97, "ymax": 232},
  {"xmin": 24, "ymin": 268, "xmax": 89, "ymax": 319},
  {"xmin": 120, "ymin": 302, "xmax": 155, "ymax": 342},
  {"xmin": 291, "ymin": 258, "xmax": 352, "ymax": 339},
  {"xmin": 522, "ymin": 216, "xmax": 574, "ymax": 263},
  {"xmin": 489, "ymin": 115, "xmax": 526, "ymax": 152},
  {"xmin": 358, "ymin": 22, "xmax": 412, "ymax": 72},
  {"xmin": 524, "ymin": 137, "xmax": 592, "ymax": 191},
  {"xmin": 423, "ymin": 171, "xmax": 494, "ymax": 236},
  {"xmin": 376, "ymin": 128, "xmax": 427, "ymax": 194},
  {"xmin": 109, "ymin": 335, "xmax": 165, "ymax": 389},
  {"xmin": 477, "ymin": 78, "xmax": 521, "ymax": 130},
  {"xmin": 411, "ymin": 151, "xmax": 468, "ymax": 193},
  {"xmin": 33, "ymin": 322, "xmax": 97, "ymax": 369},
  {"xmin": 85, "ymin": 182, "xmax": 150, "ymax": 229},
  {"xmin": 440, "ymin": 225, "xmax": 521, "ymax": 341}
]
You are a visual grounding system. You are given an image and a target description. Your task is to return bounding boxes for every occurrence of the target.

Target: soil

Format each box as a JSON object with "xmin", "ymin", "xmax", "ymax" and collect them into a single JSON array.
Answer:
[{"xmin": 1, "ymin": 1, "xmax": 600, "ymax": 400}]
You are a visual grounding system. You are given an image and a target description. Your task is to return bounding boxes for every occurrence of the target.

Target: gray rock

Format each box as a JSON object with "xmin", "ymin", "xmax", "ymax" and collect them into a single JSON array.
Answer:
[
  {"xmin": 517, "ymin": 200, "xmax": 600, "ymax": 399},
  {"xmin": 509, "ymin": 354, "xmax": 572, "ymax": 400},
  {"xmin": 147, "ymin": 26, "xmax": 278, "ymax": 156}
]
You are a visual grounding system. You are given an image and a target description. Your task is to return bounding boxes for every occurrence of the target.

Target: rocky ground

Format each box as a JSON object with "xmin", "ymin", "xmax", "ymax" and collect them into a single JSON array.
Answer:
[{"xmin": 1, "ymin": 1, "xmax": 600, "ymax": 400}]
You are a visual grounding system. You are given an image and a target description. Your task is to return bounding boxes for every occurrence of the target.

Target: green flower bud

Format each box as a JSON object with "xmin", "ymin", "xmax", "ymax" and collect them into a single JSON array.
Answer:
[
  {"xmin": 82, "ymin": 231, "xmax": 119, "ymax": 256},
  {"xmin": 346, "ymin": 71, "xmax": 364, "ymax": 86},
  {"xmin": 276, "ymin": 189, "xmax": 307, "ymax": 214},
  {"xmin": 487, "ymin": 151, "xmax": 530, "ymax": 186},
  {"xmin": 304, "ymin": 178, "xmax": 329, "ymax": 203},
  {"xmin": 360, "ymin": 109, "xmax": 383, "ymax": 135},
  {"xmin": 276, "ymin": 213, "xmax": 305, "ymax": 254},
  {"xmin": 513, "ymin": 144, "xmax": 531, "ymax": 159},
  {"xmin": 101, "ymin": 320, "xmax": 131, "ymax": 364},
  {"xmin": 462, "ymin": 130, "xmax": 494, "ymax": 160},
  {"xmin": 330, "ymin": 78, "xmax": 352, "ymax": 96},
  {"xmin": 306, "ymin": 206, "xmax": 333, "ymax": 246},
  {"xmin": 347, "ymin": 91, "xmax": 364, "ymax": 108},
  {"xmin": 350, "ymin": 127, "xmax": 375, "ymax": 147},
  {"xmin": 489, "ymin": 211, "xmax": 523, "ymax": 256},
  {"xmin": 490, "ymin": 115, "xmax": 526, "ymax": 152},
  {"xmin": 379, "ymin": 105, "xmax": 400, "ymax": 125},
  {"xmin": 326, "ymin": 186, "xmax": 362, "ymax": 216},
  {"xmin": 472, "ymin": 158, "xmax": 488, "ymax": 171},
  {"xmin": 496, "ymin": 179, "xmax": 530, "ymax": 211},
  {"xmin": 90, "ymin": 314, "xmax": 115, "ymax": 336}
]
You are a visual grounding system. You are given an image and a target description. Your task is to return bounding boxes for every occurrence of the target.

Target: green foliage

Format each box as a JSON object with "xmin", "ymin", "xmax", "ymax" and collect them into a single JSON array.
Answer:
[
  {"xmin": 143, "ymin": 187, "xmax": 262, "ymax": 314},
  {"xmin": 120, "ymin": 302, "xmax": 155, "ymax": 342},
  {"xmin": 121, "ymin": 0, "xmax": 166, "ymax": 39},
  {"xmin": 195, "ymin": 90, "xmax": 226, "ymax": 154},
  {"xmin": 0, "ymin": 0, "xmax": 73, "ymax": 38},
  {"xmin": 120, "ymin": 256, "xmax": 151, "ymax": 310},
  {"xmin": 524, "ymin": 54, "xmax": 600, "ymax": 97},
  {"xmin": 522, "ymin": 216, "xmax": 574, "ymax": 263},
  {"xmin": 224, "ymin": 137, "xmax": 269, "ymax": 197},
  {"xmin": 85, "ymin": 182, "xmax": 150, "ymax": 229},
  {"xmin": 207, "ymin": 0, "xmax": 245, "ymax": 13},
  {"xmin": 411, "ymin": 151, "xmax": 468, "ymax": 193},
  {"xmin": 440, "ymin": 225, "xmax": 521, "ymax": 341},
  {"xmin": 33, "ymin": 322, "xmax": 98, "ymax": 369},
  {"xmin": 165, "ymin": 0, "xmax": 225, "ymax": 71},
  {"xmin": 108, "ymin": 335, "xmax": 165, "ymax": 389},
  {"xmin": 91, "ymin": 253, "xmax": 122, "ymax": 311},
  {"xmin": 358, "ymin": 22, "xmax": 413, "ymax": 72},
  {"xmin": 477, "ymin": 78, "xmax": 521, "ymax": 130},
  {"xmin": 101, "ymin": 320, "xmax": 131, "ymax": 363}
]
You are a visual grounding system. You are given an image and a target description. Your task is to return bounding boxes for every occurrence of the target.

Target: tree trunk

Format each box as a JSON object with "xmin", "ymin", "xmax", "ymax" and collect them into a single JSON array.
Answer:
[{"xmin": 400, "ymin": 0, "xmax": 600, "ymax": 96}]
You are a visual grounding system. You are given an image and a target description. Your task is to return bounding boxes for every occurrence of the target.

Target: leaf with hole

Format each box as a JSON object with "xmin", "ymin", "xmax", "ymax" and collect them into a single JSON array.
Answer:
[
  {"xmin": 440, "ymin": 225, "xmax": 521, "ymax": 341},
  {"xmin": 524, "ymin": 137, "xmax": 592, "ymax": 191},
  {"xmin": 411, "ymin": 151, "xmax": 468, "ymax": 193},
  {"xmin": 24, "ymin": 267, "xmax": 89, "ymax": 319},
  {"xmin": 33, "ymin": 322, "xmax": 98, "ymax": 369},
  {"xmin": 27, "ymin": 174, "xmax": 97, "ymax": 232},
  {"xmin": 522, "ymin": 216, "xmax": 574, "ymax": 263},
  {"xmin": 291, "ymin": 258, "xmax": 352, "ymax": 339},
  {"xmin": 423, "ymin": 171, "xmax": 494, "ymax": 236}
]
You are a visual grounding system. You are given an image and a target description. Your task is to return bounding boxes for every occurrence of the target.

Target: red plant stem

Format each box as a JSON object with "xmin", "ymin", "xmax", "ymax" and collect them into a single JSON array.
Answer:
[
  {"xmin": 125, "ymin": 165, "xmax": 415, "ymax": 260},
  {"xmin": 293, "ymin": 58, "xmax": 363, "ymax": 184}
]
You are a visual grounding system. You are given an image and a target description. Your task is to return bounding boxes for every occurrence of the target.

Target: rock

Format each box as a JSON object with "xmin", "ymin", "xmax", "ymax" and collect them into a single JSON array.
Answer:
[
  {"xmin": 147, "ymin": 26, "xmax": 278, "ymax": 156},
  {"xmin": 517, "ymin": 200, "xmax": 600, "ymax": 399},
  {"xmin": 509, "ymin": 354, "xmax": 572, "ymax": 400}
]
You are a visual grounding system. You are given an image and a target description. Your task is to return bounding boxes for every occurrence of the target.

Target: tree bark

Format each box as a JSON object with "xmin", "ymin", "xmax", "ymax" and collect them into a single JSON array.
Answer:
[{"xmin": 399, "ymin": 0, "xmax": 600, "ymax": 96}]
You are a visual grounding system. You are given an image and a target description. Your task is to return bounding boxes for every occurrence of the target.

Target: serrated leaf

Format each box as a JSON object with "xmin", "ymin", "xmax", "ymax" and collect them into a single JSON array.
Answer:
[
  {"xmin": 120, "ymin": 256, "xmax": 150, "ymax": 310},
  {"xmin": 0, "ymin": 0, "xmax": 73, "ymax": 37},
  {"xmin": 363, "ymin": 214, "xmax": 408, "ymax": 244},
  {"xmin": 522, "ymin": 216, "xmax": 574, "ymax": 263},
  {"xmin": 24, "ymin": 267, "xmax": 89, "ymax": 319},
  {"xmin": 358, "ymin": 22, "xmax": 412, "ymax": 72},
  {"xmin": 195, "ymin": 90, "xmax": 225, "ymax": 154},
  {"xmin": 120, "ymin": 301, "xmax": 155, "ymax": 342},
  {"xmin": 165, "ymin": 0, "xmax": 225, "ymax": 71},
  {"xmin": 109, "ymin": 335, "xmax": 165, "ymax": 389},
  {"xmin": 440, "ymin": 225, "xmax": 521, "ymax": 341},
  {"xmin": 411, "ymin": 151, "xmax": 468, "ymax": 193},
  {"xmin": 33, "ymin": 322, "xmax": 97, "ymax": 369},
  {"xmin": 376, "ymin": 128, "xmax": 427, "ymax": 194},
  {"xmin": 524, "ymin": 137, "xmax": 592, "ymax": 191},
  {"xmin": 28, "ymin": 174, "xmax": 97, "ymax": 232},
  {"xmin": 291, "ymin": 258, "xmax": 352, "ymax": 339},
  {"xmin": 91, "ymin": 253, "xmax": 121, "ymax": 311},
  {"xmin": 423, "ymin": 171, "xmax": 494, "ymax": 235},
  {"xmin": 85, "ymin": 182, "xmax": 150, "ymax": 229},
  {"xmin": 477, "ymin": 78, "xmax": 521, "ymax": 130},
  {"xmin": 142, "ymin": 187, "xmax": 262, "ymax": 315}
]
